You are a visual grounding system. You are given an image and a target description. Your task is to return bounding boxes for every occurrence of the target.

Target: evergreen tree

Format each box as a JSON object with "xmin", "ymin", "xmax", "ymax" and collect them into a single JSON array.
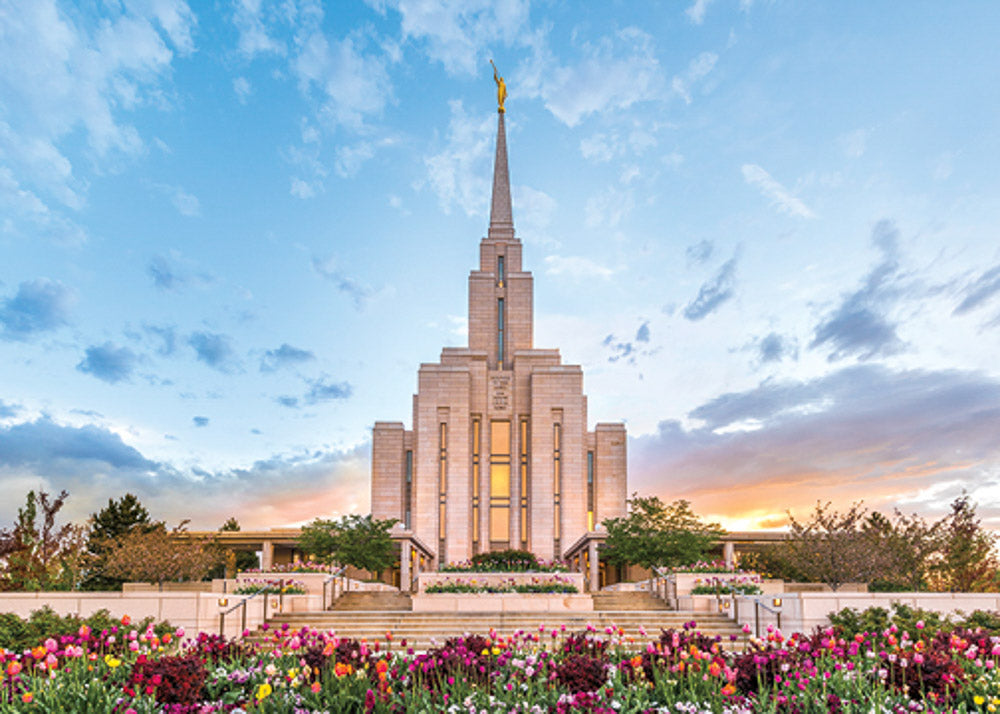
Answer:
[{"xmin": 82, "ymin": 493, "xmax": 154, "ymax": 590}]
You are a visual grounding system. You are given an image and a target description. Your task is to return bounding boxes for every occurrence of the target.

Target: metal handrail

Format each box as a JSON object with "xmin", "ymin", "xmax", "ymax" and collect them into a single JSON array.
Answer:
[
  {"xmin": 748, "ymin": 596, "xmax": 783, "ymax": 637},
  {"xmin": 218, "ymin": 589, "xmax": 267, "ymax": 637},
  {"xmin": 321, "ymin": 567, "xmax": 347, "ymax": 610}
]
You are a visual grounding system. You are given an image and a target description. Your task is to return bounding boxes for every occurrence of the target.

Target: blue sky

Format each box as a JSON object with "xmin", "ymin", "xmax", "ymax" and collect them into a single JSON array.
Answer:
[{"xmin": 2, "ymin": 0, "xmax": 999, "ymax": 532}]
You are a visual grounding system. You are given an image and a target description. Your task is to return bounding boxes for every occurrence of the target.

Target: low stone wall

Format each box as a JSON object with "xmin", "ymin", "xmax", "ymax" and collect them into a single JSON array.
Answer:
[
  {"xmin": 414, "ymin": 572, "xmax": 584, "ymax": 593},
  {"xmin": 411, "ymin": 593, "xmax": 593, "ymax": 612},
  {"xmin": 732, "ymin": 592, "xmax": 1000, "ymax": 635},
  {"xmin": 0, "ymin": 591, "xmax": 316, "ymax": 641}
]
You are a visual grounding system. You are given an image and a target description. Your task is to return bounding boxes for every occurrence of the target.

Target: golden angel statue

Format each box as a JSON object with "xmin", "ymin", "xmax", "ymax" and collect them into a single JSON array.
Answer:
[{"xmin": 490, "ymin": 59, "xmax": 507, "ymax": 113}]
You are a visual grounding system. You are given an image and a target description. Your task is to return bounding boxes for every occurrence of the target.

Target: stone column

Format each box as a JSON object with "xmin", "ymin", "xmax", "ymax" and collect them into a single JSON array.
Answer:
[
  {"xmin": 723, "ymin": 541, "xmax": 735, "ymax": 569},
  {"xmin": 261, "ymin": 541, "xmax": 274, "ymax": 571},
  {"xmin": 588, "ymin": 539, "xmax": 599, "ymax": 593},
  {"xmin": 400, "ymin": 541, "xmax": 412, "ymax": 592}
]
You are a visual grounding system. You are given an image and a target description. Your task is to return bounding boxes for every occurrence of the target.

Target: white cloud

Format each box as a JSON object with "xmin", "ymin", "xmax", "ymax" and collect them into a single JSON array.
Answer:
[
  {"xmin": 585, "ymin": 186, "xmax": 635, "ymax": 229},
  {"xmin": 232, "ymin": 0, "xmax": 288, "ymax": 57},
  {"xmin": 519, "ymin": 27, "xmax": 663, "ymax": 127},
  {"xmin": 0, "ymin": 0, "xmax": 194, "ymax": 242},
  {"xmin": 685, "ymin": 0, "xmax": 714, "ymax": 24},
  {"xmin": 741, "ymin": 163, "xmax": 816, "ymax": 219},
  {"xmin": 149, "ymin": 182, "xmax": 200, "ymax": 216},
  {"xmin": 671, "ymin": 51, "xmax": 718, "ymax": 104},
  {"xmin": 840, "ymin": 128, "xmax": 867, "ymax": 158},
  {"xmin": 544, "ymin": 255, "xmax": 615, "ymax": 280},
  {"xmin": 512, "ymin": 185, "xmax": 559, "ymax": 246},
  {"xmin": 424, "ymin": 100, "xmax": 493, "ymax": 216},
  {"xmin": 233, "ymin": 76, "xmax": 252, "ymax": 103},
  {"xmin": 373, "ymin": 0, "xmax": 530, "ymax": 76},
  {"xmin": 293, "ymin": 27, "xmax": 394, "ymax": 131},
  {"xmin": 290, "ymin": 177, "xmax": 318, "ymax": 199}
]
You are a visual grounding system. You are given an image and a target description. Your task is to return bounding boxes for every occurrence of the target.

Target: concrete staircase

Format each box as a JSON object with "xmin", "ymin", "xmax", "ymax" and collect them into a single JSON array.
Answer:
[
  {"xmin": 591, "ymin": 591, "xmax": 671, "ymax": 611},
  {"xmin": 261, "ymin": 609, "xmax": 743, "ymax": 652},
  {"xmin": 329, "ymin": 591, "xmax": 413, "ymax": 611}
]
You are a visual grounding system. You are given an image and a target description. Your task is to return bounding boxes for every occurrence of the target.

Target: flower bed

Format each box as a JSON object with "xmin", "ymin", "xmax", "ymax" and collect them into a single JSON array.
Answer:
[
  {"xmin": 6, "ymin": 609, "xmax": 1000, "ymax": 711},
  {"xmin": 240, "ymin": 560, "xmax": 339, "ymax": 574},
  {"xmin": 232, "ymin": 578, "xmax": 306, "ymax": 595},
  {"xmin": 425, "ymin": 576, "xmax": 578, "ymax": 594},
  {"xmin": 691, "ymin": 575, "xmax": 763, "ymax": 596}
]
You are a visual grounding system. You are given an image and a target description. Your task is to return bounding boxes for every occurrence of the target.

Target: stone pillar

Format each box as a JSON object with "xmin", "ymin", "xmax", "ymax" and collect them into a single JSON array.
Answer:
[
  {"xmin": 400, "ymin": 541, "xmax": 412, "ymax": 592},
  {"xmin": 723, "ymin": 541, "xmax": 735, "ymax": 569},
  {"xmin": 588, "ymin": 539, "xmax": 599, "ymax": 593},
  {"xmin": 261, "ymin": 541, "xmax": 274, "ymax": 571}
]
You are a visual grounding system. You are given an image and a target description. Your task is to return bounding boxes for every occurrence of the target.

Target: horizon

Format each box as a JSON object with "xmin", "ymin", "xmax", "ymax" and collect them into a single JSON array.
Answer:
[{"xmin": 2, "ymin": 1, "xmax": 999, "ymax": 533}]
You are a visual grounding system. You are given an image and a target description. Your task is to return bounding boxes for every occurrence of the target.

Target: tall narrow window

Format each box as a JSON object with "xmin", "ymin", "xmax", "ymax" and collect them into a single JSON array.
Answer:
[
  {"xmin": 553, "ymin": 423, "xmax": 561, "ymax": 555},
  {"xmin": 587, "ymin": 450, "xmax": 595, "ymax": 531},
  {"xmin": 471, "ymin": 418, "xmax": 481, "ymax": 551},
  {"xmin": 497, "ymin": 255, "xmax": 505, "ymax": 287},
  {"xmin": 489, "ymin": 420, "xmax": 511, "ymax": 545},
  {"xmin": 438, "ymin": 423, "xmax": 447, "ymax": 559},
  {"xmin": 497, "ymin": 298, "xmax": 505, "ymax": 367},
  {"xmin": 404, "ymin": 449, "xmax": 413, "ymax": 530},
  {"xmin": 519, "ymin": 417, "xmax": 529, "ymax": 549}
]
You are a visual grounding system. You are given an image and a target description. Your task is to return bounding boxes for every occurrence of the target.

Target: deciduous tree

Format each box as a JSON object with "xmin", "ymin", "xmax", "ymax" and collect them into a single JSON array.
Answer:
[
  {"xmin": 601, "ymin": 495, "xmax": 725, "ymax": 571},
  {"xmin": 0, "ymin": 490, "xmax": 89, "ymax": 591},
  {"xmin": 781, "ymin": 501, "xmax": 888, "ymax": 591},
  {"xmin": 102, "ymin": 521, "xmax": 223, "ymax": 588},
  {"xmin": 298, "ymin": 514, "xmax": 398, "ymax": 580}
]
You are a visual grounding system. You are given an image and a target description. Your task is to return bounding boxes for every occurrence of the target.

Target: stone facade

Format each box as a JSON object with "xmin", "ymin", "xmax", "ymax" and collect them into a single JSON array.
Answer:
[{"xmin": 372, "ymin": 111, "xmax": 627, "ymax": 567}]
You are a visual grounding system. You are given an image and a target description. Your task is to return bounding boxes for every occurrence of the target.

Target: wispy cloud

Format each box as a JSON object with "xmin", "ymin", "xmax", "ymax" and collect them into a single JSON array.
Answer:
[
  {"xmin": 811, "ymin": 220, "xmax": 905, "ymax": 361},
  {"xmin": 683, "ymin": 254, "xmax": 738, "ymax": 321},
  {"xmin": 544, "ymin": 255, "xmax": 615, "ymax": 280},
  {"xmin": 741, "ymin": 164, "xmax": 816, "ymax": 219},
  {"xmin": 305, "ymin": 376, "xmax": 353, "ymax": 404},
  {"xmin": 685, "ymin": 0, "xmax": 715, "ymax": 24},
  {"xmin": 192, "ymin": 416, "xmax": 209, "ymax": 427},
  {"xmin": 311, "ymin": 256, "xmax": 375, "ymax": 309},
  {"xmin": 953, "ymin": 264, "xmax": 1000, "ymax": 317},
  {"xmin": 424, "ymin": 100, "xmax": 493, "ymax": 217},
  {"xmin": 519, "ymin": 27, "xmax": 663, "ymax": 127},
  {"xmin": 76, "ymin": 343, "xmax": 139, "ymax": 384},
  {"xmin": 672, "ymin": 51, "xmax": 718, "ymax": 104},
  {"xmin": 372, "ymin": 0, "xmax": 529, "ymax": 77},
  {"xmin": 188, "ymin": 331, "xmax": 238, "ymax": 372},
  {"xmin": 260, "ymin": 343, "xmax": 316, "ymax": 373}
]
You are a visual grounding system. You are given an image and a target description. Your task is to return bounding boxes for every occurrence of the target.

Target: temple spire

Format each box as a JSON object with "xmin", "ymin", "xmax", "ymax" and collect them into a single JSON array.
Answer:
[
  {"xmin": 489, "ymin": 61, "xmax": 514, "ymax": 240},
  {"xmin": 489, "ymin": 109, "xmax": 514, "ymax": 239}
]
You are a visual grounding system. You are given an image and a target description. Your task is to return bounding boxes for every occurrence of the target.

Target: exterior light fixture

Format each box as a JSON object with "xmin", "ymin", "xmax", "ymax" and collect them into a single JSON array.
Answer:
[
  {"xmin": 772, "ymin": 597, "xmax": 782, "ymax": 608},
  {"xmin": 217, "ymin": 597, "xmax": 228, "ymax": 608}
]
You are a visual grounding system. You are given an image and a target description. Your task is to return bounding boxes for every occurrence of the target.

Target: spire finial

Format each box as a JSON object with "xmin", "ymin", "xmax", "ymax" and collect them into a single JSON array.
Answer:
[{"xmin": 490, "ymin": 59, "xmax": 507, "ymax": 113}]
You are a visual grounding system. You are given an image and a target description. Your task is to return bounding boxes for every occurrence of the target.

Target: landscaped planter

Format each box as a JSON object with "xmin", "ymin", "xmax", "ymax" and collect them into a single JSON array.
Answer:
[
  {"xmin": 414, "ymin": 571, "xmax": 585, "ymax": 593},
  {"xmin": 411, "ymin": 593, "xmax": 593, "ymax": 612}
]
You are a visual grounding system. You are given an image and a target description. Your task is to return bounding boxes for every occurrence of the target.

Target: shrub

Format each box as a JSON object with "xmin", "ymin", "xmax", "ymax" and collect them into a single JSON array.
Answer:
[
  {"xmin": 129, "ymin": 653, "xmax": 207, "ymax": 705},
  {"xmin": 556, "ymin": 654, "xmax": 607, "ymax": 694}
]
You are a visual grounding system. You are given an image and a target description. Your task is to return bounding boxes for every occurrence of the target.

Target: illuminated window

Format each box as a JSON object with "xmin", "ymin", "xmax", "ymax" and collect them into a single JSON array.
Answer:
[
  {"xmin": 519, "ymin": 417, "xmax": 529, "ymax": 549},
  {"xmin": 489, "ymin": 420, "xmax": 510, "ymax": 544},
  {"xmin": 497, "ymin": 255, "xmax": 505, "ymax": 287},
  {"xmin": 553, "ymin": 422, "xmax": 561, "ymax": 554},
  {"xmin": 497, "ymin": 298, "xmax": 505, "ymax": 367},
  {"xmin": 404, "ymin": 449, "xmax": 413, "ymax": 530},
  {"xmin": 438, "ymin": 423, "xmax": 447, "ymax": 557},
  {"xmin": 587, "ymin": 450, "xmax": 595, "ymax": 531},
  {"xmin": 471, "ymin": 418, "xmax": 481, "ymax": 550}
]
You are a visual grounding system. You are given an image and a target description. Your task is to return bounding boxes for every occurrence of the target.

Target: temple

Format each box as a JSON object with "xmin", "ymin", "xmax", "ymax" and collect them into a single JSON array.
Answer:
[{"xmin": 371, "ymin": 101, "xmax": 628, "ymax": 568}]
